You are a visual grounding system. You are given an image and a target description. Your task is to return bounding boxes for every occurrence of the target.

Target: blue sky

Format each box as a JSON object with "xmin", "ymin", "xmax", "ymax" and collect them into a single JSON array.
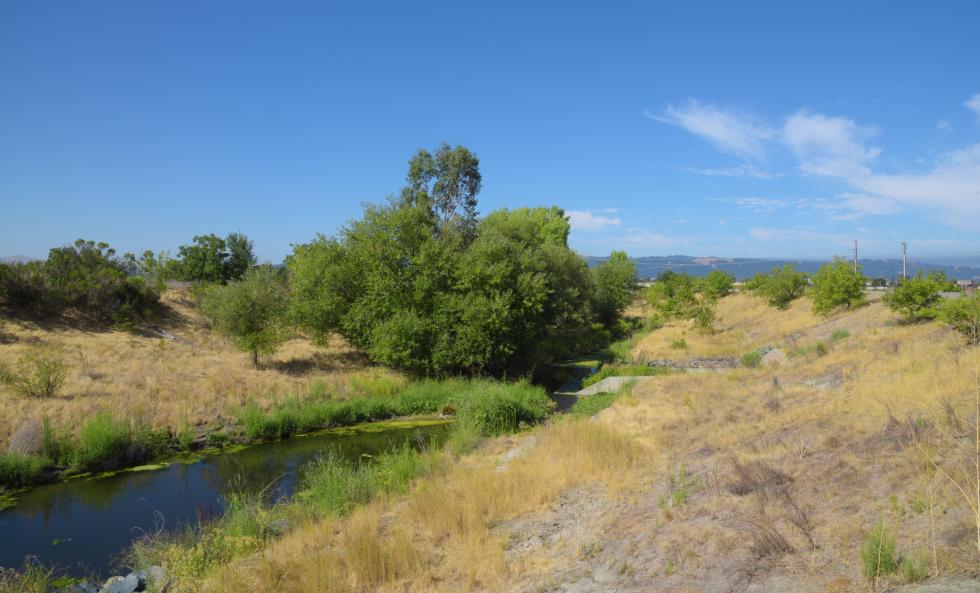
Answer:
[{"xmin": 2, "ymin": 1, "xmax": 979, "ymax": 263}]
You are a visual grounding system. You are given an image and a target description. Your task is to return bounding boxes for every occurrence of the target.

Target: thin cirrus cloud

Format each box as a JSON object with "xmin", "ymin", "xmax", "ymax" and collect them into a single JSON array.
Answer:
[
  {"xmin": 681, "ymin": 164, "xmax": 780, "ymax": 179},
  {"xmin": 644, "ymin": 100, "xmax": 774, "ymax": 162},
  {"xmin": 566, "ymin": 210, "xmax": 622, "ymax": 231},
  {"xmin": 649, "ymin": 94, "xmax": 980, "ymax": 229},
  {"xmin": 967, "ymin": 93, "xmax": 980, "ymax": 119}
]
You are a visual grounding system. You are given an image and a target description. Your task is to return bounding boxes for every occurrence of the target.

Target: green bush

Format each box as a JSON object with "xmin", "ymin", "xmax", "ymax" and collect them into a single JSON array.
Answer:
[
  {"xmin": 700, "ymin": 270, "xmax": 735, "ymax": 299},
  {"xmin": 453, "ymin": 380, "xmax": 552, "ymax": 436},
  {"xmin": 198, "ymin": 265, "xmax": 289, "ymax": 367},
  {"xmin": 811, "ymin": 258, "xmax": 866, "ymax": 315},
  {"xmin": 740, "ymin": 351, "xmax": 764, "ymax": 368},
  {"xmin": 815, "ymin": 342, "xmax": 829, "ymax": 356},
  {"xmin": 749, "ymin": 264, "xmax": 808, "ymax": 309},
  {"xmin": 884, "ymin": 274, "xmax": 943, "ymax": 320},
  {"xmin": 2, "ymin": 240, "xmax": 162, "ymax": 324},
  {"xmin": 70, "ymin": 413, "xmax": 168, "ymax": 472},
  {"xmin": 899, "ymin": 551, "xmax": 928, "ymax": 583},
  {"xmin": 644, "ymin": 271, "xmax": 698, "ymax": 319},
  {"xmin": 671, "ymin": 338, "xmax": 688, "ymax": 350},
  {"xmin": 935, "ymin": 294, "xmax": 980, "ymax": 345},
  {"xmin": 581, "ymin": 364, "xmax": 668, "ymax": 388},
  {"xmin": 860, "ymin": 520, "xmax": 899, "ymax": 579},
  {"xmin": 0, "ymin": 347, "xmax": 68, "ymax": 398},
  {"xmin": 830, "ymin": 329, "xmax": 850, "ymax": 341},
  {"xmin": 0, "ymin": 452, "xmax": 47, "ymax": 489}
]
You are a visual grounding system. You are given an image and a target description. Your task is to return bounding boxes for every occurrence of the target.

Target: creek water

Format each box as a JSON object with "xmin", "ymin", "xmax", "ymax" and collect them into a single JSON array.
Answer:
[{"xmin": 0, "ymin": 420, "xmax": 450, "ymax": 578}]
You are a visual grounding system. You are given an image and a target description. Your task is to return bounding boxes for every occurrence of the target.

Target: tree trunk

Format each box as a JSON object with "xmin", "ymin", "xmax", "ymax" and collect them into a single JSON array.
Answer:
[{"xmin": 252, "ymin": 349, "xmax": 259, "ymax": 368}]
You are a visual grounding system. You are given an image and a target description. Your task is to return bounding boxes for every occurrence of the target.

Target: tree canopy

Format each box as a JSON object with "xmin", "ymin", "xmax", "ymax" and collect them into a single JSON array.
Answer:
[
  {"xmin": 811, "ymin": 258, "xmax": 866, "ymax": 315},
  {"xmin": 288, "ymin": 147, "xmax": 624, "ymax": 377}
]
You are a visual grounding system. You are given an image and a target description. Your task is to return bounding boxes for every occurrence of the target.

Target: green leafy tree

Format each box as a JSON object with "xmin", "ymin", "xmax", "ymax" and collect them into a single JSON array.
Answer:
[
  {"xmin": 403, "ymin": 143, "xmax": 482, "ymax": 241},
  {"xmin": 644, "ymin": 271, "xmax": 698, "ymax": 318},
  {"xmin": 936, "ymin": 294, "xmax": 980, "ymax": 345},
  {"xmin": 225, "ymin": 232, "xmax": 257, "ymax": 281},
  {"xmin": 811, "ymin": 258, "xmax": 866, "ymax": 315},
  {"xmin": 287, "ymin": 150, "xmax": 605, "ymax": 377},
  {"xmin": 884, "ymin": 273, "xmax": 942, "ymax": 320},
  {"xmin": 700, "ymin": 270, "xmax": 735, "ymax": 299},
  {"xmin": 175, "ymin": 234, "xmax": 229, "ymax": 283},
  {"xmin": 173, "ymin": 232, "xmax": 257, "ymax": 283},
  {"xmin": 925, "ymin": 269, "xmax": 958, "ymax": 291},
  {"xmin": 591, "ymin": 251, "xmax": 638, "ymax": 326},
  {"xmin": 199, "ymin": 265, "xmax": 288, "ymax": 367},
  {"xmin": 751, "ymin": 264, "xmax": 808, "ymax": 309}
]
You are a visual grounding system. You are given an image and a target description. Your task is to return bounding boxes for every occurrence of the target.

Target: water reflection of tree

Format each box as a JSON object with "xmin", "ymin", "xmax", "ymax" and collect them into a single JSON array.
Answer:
[{"xmin": 9, "ymin": 469, "xmax": 165, "ymax": 525}]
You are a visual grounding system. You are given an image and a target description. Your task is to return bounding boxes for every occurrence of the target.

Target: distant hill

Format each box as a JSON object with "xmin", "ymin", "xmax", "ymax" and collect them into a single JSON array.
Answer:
[
  {"xmin": 583, "ymin": 255, "xmax": 980, "ymax": 281},
  {"xmin": 0, "ymin": 255, "xmax": 34, "ymax": 264}
]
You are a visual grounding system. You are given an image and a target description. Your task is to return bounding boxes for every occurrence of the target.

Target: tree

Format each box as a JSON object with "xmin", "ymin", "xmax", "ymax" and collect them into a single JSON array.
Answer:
[
  {"xmin": 403, "ymin": 143, "xmax": 482, "ymax": 241},
  {"xmin": 287, "ymin": 149, "xmax": 609, "ymax": 377},
  {"xmin": 701, "ymin": 270, "xmax": 735, "ymax": 300},
  {"xmin": 811, "ymin": 258, "xmax": 866, "ymax": 315},
  {"xmin": 175, "ymin": 234, "xmax": 229, "ymax": 283},
  {"xmin": 751, "ymin": 264, "xmax": 808, "ymax": 309},
  {"xmin": 591, "ymin": 251, "xmax": 638, "ymax": 326},
  {"xmin": 173, "ymin": 232, "xmax": 256, "ymax": 283},
  {"xmin": 884, "ymin": 274, "xmax": 942, "ymax": 320},
  {"xmin": 644, "ymin": 271, "xmax": 698, "ymax": 318},
  {"xmin": 936, "ymin": 294, "xmax": 980, "ymax": 345},
  {"xmin": 199, "ymin": 265, "xmax": 288, "ymax": 367},
  {"xmin": 225, "ymin": 232, "xmax": 257, "ymax": 281}
]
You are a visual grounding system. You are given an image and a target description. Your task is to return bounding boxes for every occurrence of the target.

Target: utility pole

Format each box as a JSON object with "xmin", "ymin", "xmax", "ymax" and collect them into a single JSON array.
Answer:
[
  {"xmin": 901, "ymin": 242, "xmax": 907, "ymax": 280},
  {"xmin": 853, "ymin": 240, "xmax": 858, "ymax": 273}
]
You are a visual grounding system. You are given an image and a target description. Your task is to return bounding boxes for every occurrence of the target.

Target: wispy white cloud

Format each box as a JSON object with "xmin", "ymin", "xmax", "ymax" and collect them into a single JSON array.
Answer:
[
  {"xmin": 567, "ymin": 210, "xmax": 621, "ymax": 231},
  {"xmin": 782, "ymin": 110, "xmax": 881, "ymax": 178},
  {"xmin": 966, "ymin": 93, "xmax": 980, "ymax": 119},
  {"xmin": 937, "ymin": 120, "xmax": 952, "ymax": 131},
  {"xmin": 748, "ymin": 227, "xmax": 851, "ymax": 245},
  {"xmin": 711, "ymin": 196, "xmax": 788, "ymax": 212},
  {"xmin": 682, "ymin": 164, "xmax": 780, "ymax": 179},
  {"xmin": 645, "ymin": 100, "xmax": 774, "ymax": 161},
  {"xmin": 853, "ymin": 143, "xmax": 980, "ymax": 228}
]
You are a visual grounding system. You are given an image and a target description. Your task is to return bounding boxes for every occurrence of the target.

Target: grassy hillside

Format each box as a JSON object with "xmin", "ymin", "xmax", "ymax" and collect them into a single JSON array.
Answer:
[
  {"xmin": 97, "ymin": 291, "xmax": 977, "ymax": 593},
  {"xmin": 0, "ymin": 286, "xmax": 399, "ymax": 444}
]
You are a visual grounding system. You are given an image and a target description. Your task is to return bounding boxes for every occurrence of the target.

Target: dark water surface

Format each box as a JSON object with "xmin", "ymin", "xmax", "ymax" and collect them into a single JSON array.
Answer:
[{"xmin": 0, "ymin": 420, "xmax": 450, "ymax": 578}]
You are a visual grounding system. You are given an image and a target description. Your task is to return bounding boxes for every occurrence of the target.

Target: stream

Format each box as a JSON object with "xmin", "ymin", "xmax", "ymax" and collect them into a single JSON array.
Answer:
[{"xmin": 0, "ymin": 419, "xmax": 450, "ymax": 578}]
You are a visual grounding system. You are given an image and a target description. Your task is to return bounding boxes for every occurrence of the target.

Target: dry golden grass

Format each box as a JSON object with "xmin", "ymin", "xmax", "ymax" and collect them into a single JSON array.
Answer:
[
  {"xmin": 0, "ymin": 287, "xmax": 397, "ymax": 443},
  {"xmin": 602, "ymin": 293, "xmax": 980, "ymax": 588},
  {"xmin": 196, "ymin": 420, "xmax": 646, "ymax": 593},
  {"xmin": 111, "ymin": 291, "xmax": 980, "ymax": 592}
]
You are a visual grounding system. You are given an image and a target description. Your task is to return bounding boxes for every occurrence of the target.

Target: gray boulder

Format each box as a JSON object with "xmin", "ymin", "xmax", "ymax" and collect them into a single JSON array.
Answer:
[{"xmin": 99, "ymin": 573, "xmax": 139, "ymax": 593}]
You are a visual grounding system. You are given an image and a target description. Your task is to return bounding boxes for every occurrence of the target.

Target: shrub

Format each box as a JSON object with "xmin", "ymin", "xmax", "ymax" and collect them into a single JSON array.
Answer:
[
  {"xmin": 644, "ymin": 271, "xmax": 698, "ymax": 319},
  {"xmin": 860, "ymin": 520, "xmax": 899, "ymax": 579},
  {"xmin": 199, "ymin": 265, "xmax": 289, "ymax": 367},
  {"xmin": 899, "ymin": 551, "xmax": 928, "ymax": 583},
  {"xmin": 453, "ymin": 380, "xmax": 552, "ymax": 436},
  {"xmin": 0, "ymin": 452, "xmax": 47, "ymax": 489},
  {"xmin": 71, "ymin": 413, "xmax": 167, "ymax": 472},
  {"xmin": 830, "ymin": 329, "xmax": 850, "ymax": 341},
  {"xmin": 298, "ymin": 452, "xmax": 377, "ymax": 515},
  {"xmin": 750, "ymin": 264, "xmax": 808, "ymax": 309},
  {"xmin": 815, "ymin": 342, "xmax": 829, "ymax": 356},
  {"xmin": 671, "ymin": 338, "xmax": 688, "ymax": 350},
  {"xmin": 581, "ymin": 364, "xmax": 668, "ymax": 388},
  {"xmin": 884, "ymin": 274, "xmax": 943, "ymax": 320},
  {"xmin": 811, "ymin": 258, "xmax": 866, "ymax": 315},
  {"xmin": 0, "ymin": 347, "xmax": 68, "ymax": 398},
  {"xmin": 740, "ymin": 351, "xmax": 764, "ymax": 368},
  {"xmin": 700, "ymin": 270, "xmax": 735, "ymax": 299},
  {"xmin": 935, "ymin": 294, "xmax": 980, "ymax": 345}
]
